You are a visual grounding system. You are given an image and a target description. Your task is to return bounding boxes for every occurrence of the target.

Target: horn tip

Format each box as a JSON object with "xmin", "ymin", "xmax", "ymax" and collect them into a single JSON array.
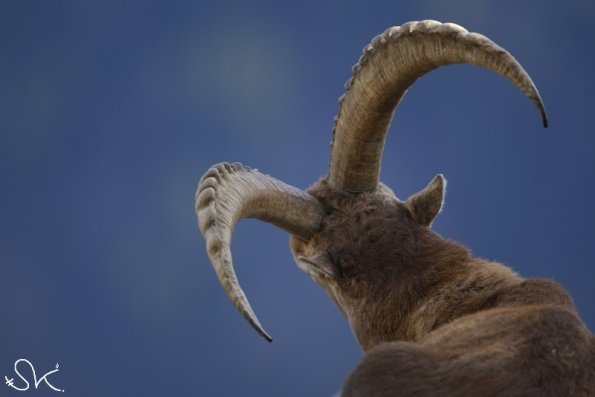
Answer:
[
  {"xmin": 541, "ymin": 109, "xmax": 549, "ymax": 128},
  {"xmin": 536, "ymin": 100, "xmax": 548, "ymax": 128},
  {"xmin": 244, "ymin": 307, "xmax": 274, "ymax": 342},
  {"xmin": 254, "ymin": 325, "xmax": 273, "ymax": 342},
  {"xmin": 529, "ymin": 89, "xmax": 548, "ymax": 128}
]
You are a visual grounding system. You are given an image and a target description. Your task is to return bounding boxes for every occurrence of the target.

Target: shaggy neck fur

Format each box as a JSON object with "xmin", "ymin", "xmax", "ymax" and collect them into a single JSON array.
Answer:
[{"xmin": 343, "ymin": 229, "xmax": 525, "ymax": 351}]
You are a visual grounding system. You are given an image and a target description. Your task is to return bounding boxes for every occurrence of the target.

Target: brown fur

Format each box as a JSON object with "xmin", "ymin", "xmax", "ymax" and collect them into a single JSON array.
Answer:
[{"xmin": 290, "ymin": 179, "xmax": 595, "ymax": 396}]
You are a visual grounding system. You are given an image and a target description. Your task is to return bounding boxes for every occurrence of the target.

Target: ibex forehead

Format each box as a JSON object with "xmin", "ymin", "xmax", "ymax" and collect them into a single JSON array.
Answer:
[
  {"xmin": 290, "ymin": 181, "xmax": 413, "ymax": 273},
  {"xmin": 306, "ymin": 178, "xmax": 399, "ymax": 207}
]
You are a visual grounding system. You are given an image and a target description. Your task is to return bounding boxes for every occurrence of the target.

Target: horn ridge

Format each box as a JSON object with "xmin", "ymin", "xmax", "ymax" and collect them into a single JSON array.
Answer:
[
  {"xmin": 328, "ymin": 20, "xmax": 548, "ymax": 193},
  {"xmin": 196, "ymin": 162, "xmax": 323, "ymax": 341}
]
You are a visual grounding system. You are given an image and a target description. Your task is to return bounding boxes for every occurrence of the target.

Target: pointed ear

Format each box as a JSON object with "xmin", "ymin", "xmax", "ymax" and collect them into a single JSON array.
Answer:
[
  {"xmin": 406, "ymin": 174, "xmax": 446, "ymax": 226},
  {"xmin": 295, "ymin": 253, "xmax": 340, "ymax": 279}
]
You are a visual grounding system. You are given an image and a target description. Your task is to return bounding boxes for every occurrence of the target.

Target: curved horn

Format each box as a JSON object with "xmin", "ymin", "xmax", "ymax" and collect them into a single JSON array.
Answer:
[
  {"xmin": 196, "ymin": 162, "xmax": 324, "ymax": 341},
  {"xmin": 328, "ymin": 20, "xmax": 548, "ymax": 193}
]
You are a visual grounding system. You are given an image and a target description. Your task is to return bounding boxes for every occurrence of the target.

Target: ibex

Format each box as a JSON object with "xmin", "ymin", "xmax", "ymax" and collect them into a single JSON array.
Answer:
[{"xmin": 196, "ymin": 20, "xmax": 595, "ymax": 396}]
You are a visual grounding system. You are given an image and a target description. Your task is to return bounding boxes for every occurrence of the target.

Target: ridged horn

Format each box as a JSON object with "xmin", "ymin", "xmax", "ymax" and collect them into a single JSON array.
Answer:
[
  {"xmin": 328, "ymin": 20, "xmax": 548, "ymax": 193},
  {"xmin": 196, "ymin": 162, "xmax": 324, "ymax": 341}
]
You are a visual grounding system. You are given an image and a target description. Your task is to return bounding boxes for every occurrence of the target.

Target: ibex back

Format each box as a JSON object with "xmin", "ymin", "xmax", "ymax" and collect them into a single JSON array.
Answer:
[{"xmin": 196, "ymin": 20, "xmax": 595, "ymax": 396}]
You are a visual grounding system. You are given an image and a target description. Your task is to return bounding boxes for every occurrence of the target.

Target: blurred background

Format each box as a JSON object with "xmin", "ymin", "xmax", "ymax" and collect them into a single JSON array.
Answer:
[{"xmin": 1, "ymin": 1, "xmax": 594, "ymax": 396}]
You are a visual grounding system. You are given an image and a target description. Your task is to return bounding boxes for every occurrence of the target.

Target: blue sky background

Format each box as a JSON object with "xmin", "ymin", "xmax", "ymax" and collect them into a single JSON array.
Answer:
[{"xmin": 1, "ymin": 1, "xmax": 594, "ymax": 396}]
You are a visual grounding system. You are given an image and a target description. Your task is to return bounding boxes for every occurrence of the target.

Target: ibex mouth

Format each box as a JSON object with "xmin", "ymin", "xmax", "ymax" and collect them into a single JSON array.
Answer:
[{"xmin": 295, "ymin": 254, "xmax": 341, "ymax": 279}]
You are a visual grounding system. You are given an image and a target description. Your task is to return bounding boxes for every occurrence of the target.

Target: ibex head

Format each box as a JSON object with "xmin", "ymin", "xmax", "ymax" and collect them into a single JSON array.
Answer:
[{"xmin": 196, "ymin": 20, "xmax": 547, "ymax": 345}]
